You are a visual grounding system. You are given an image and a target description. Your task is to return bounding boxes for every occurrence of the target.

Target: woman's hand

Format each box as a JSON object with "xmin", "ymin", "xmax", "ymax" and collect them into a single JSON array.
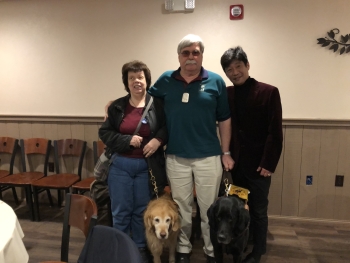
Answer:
[
  {"xmin": 130, "ymin": 135, "xmax": 143, "ymax": 148},
  {"xmin": 143, "ymin": 138, "xmax": 161, "ymax": 157}
]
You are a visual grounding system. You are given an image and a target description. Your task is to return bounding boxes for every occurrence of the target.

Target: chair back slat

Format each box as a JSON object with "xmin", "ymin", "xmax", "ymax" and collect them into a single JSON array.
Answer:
[
  {"xmin": 54, "ymin": 139, "xmax": 87, "ymax": 176},
  {"xmin": 55, "ymin": 139, "xmax": 86, "ymax": 156},
  {"xmin": 0, "ymin": 137, "xmax": 18, "ymax": 175},
  {"xmin": 23, "ymin": 138, "xmax": 51, "ymax": 155},
  {"xmin": 61, "ymin": 193, "xmax": 97, "ymax": 262},
  {"xmin": 20, "ymin": 138, "xmax": 51, "ymax": 174},
  {"xmin": 68, "ymin": 194, "xmax": 98, "ymax": 237},
  {"xmin": 0, "ymin": 137, "xmax": 18, "ymax": 154}
]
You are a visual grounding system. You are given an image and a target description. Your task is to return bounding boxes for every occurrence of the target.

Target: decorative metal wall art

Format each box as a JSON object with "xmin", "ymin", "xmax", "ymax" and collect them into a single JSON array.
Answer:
[{"xmin": 317, "ymin": 28, "xmax": 350, "ymax": 55}]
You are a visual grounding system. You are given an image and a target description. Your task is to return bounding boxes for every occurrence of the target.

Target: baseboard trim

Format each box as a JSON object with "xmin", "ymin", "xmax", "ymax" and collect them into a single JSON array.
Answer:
[{"xmin": 269, "ymin": 215, "xmax": 350, "ymax": 224}]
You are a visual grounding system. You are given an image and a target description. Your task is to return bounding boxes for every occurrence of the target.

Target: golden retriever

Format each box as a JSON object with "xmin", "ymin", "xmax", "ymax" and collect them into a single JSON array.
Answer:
[{"xmin": 144, "ymin": 193, "xmax": 180, "ymax": 263}]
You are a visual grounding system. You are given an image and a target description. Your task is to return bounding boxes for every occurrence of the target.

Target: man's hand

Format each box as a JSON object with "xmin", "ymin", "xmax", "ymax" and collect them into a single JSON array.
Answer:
[
  {"xmin": 130, "ymin": 135, "xmax": 143, "ymax": 148},
  {"xmin": 222, "ymin": 155, "xmax": 234, "ymax": 171},
  {"xmin": 104, "ymin": 100, "xmax": 113, "ymax": 121},
  {"xmin": 257, "ymin": 167, "xmax": 272, "ymax": 177},
  {"xmin": 143, "ymin": 138, "xmax": 161, "ymax": 158}
]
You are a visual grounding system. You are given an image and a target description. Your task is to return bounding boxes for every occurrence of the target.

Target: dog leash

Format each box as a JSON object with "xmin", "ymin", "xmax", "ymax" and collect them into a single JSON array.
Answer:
[{"xmin": 148, "ymin": 165, "xmax": 159, "ymax": 199}]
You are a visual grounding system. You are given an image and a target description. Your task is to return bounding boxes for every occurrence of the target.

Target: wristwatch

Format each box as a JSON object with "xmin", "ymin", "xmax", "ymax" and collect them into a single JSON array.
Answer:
[{"xmin": 222, "ymin": 151, "xmax": 231, "ymax": 155}]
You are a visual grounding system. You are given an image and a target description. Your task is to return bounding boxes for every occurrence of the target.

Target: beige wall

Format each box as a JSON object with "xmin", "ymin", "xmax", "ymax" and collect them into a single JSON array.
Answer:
[{"xmin": 0, "ymin": 0, "xmax": 349, "ymax": 118}]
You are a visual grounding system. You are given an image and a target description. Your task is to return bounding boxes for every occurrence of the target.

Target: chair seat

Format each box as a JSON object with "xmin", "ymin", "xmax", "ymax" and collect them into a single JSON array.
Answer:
[
  {"xmin": 32, "ymin": 174, "xmax": 80, "ymax": 188},
  {"xmin": 0, "ymin": 172, "xmax": 44, "ymax": 185},
  {"xmin": 72, "ymin": 177, "xmax": 95, "ymax": 190},
  {"xmin": 0, "ymin": 170, "xmax": 10, "ymax": 178}
]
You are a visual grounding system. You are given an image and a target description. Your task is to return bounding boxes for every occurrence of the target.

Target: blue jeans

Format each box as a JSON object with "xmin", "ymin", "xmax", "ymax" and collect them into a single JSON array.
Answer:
[{"xmin": 108, "ymin": 154, "xmax": 150, "ymax": 248}]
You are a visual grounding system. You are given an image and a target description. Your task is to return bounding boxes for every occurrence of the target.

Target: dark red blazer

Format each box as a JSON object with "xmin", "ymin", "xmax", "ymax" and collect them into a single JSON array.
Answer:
[{"xmin": 227, "ymin": 78, "xmax": 283, "ymax": 173}]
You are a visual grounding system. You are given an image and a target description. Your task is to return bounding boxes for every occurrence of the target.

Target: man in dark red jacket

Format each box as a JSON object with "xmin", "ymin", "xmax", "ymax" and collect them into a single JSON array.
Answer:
[{"xmin": 220, "ymin": 47, "xmax": 283, "ymax": 263}]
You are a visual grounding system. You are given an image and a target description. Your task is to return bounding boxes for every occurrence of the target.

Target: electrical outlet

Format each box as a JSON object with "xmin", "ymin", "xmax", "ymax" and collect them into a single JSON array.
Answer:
[
  {"xmin": 306, "ymin": 175, "xmax": 313, "ymax": 185},
  {"xmin": 335, "ymin": 175, "xmax": 344, "ymax": 187},
  {"xmin": 48, "ymin": 162, "xmax": 54, "ymax": 172}
]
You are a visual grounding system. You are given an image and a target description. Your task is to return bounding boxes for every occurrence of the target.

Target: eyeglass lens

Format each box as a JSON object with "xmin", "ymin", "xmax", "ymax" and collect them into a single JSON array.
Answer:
[{"xmin": 181, "ymin": 50, "xmax": 201, "ymax": 57}]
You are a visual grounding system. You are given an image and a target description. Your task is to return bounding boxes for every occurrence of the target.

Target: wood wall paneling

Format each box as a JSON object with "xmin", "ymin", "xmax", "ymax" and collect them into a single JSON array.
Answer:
[
  {"xmin": 334, "ymin": 128, "xmax": 350, "ymax": 220},
  {"xmin": 268, "ymin": 126, "xmax": 286, "ymax": 215},
  {"xmin": 299, "ymin": 127, "xmax": 321, "ymax": 218},
  {"xmin": 316, "ymin": 128, "xmax": 340, "ymax": 219},
  {"xmin": 281, "ymin": 126, "xmax": 303, "ymax": 216}
]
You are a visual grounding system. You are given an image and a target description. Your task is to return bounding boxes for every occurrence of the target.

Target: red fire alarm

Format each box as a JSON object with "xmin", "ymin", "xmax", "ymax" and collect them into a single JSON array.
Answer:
[{"xmin": 230, "ymin": 4, "xmax": 244, "ymax": 20}]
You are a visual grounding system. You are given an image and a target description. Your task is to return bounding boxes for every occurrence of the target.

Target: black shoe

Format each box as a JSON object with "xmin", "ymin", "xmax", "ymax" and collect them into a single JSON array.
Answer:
[
  {"xmin": 242, "ymin": 253, "xmax": 261, "ymax": 263},
  {"xmin": 138, "ymin": 247, "xmax": 151, "ymax": 263},
  {"xmin": 176, "ymin": 252, "xmax": 190, "ymax": 263},
  {"xmin": 206, "ymin": 255, "xmax": 216, "ymax": 263}
]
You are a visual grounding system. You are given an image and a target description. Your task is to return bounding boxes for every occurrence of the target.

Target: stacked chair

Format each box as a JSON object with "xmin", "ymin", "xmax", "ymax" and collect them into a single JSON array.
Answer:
[
  {"xmin": 72, "ymin": 140, "xmax": 105, "ymax": 194},
  {"xmin": 0, "ymin": 137, "xmax": 19, "ymax": 204},
  {"xmin": 0, "ymin": 138, "xmax": 52, "ymax": 220},
  {"xmin": 74, "ymin": 140, "xmax": 112, "ymax": 226},
  {"xmin": 32, "ymin": 139, "xmax": 87, "ymax": 221}
]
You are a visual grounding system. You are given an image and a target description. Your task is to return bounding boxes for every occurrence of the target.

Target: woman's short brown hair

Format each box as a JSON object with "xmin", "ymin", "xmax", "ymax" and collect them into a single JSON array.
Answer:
[{"xmin": 121, "ymin": 60, "xmax": 152, "ymax": 93}]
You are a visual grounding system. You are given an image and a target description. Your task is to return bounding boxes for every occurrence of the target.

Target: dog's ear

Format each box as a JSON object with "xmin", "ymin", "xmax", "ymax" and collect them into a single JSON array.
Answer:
[
  {"xmin": 207, "ymin": 202, "xmax": 216, "ymax": 229},
  {"xmin": 235, "ymin": 207, "xmax": 250, "ymax": 234},
  {"xmin": 171, "ymin": 208, "xmax": 181, "ymax": 231},
  {"xmin": 143, "ymin": 208, "xmax": 154, "ymax": 231}
]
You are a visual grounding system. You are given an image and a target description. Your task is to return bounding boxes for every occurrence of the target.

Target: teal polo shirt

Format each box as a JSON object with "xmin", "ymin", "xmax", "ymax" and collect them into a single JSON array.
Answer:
[{"xmin": 148, "ymin": 67, "xmax": 230, "ymax": 158}]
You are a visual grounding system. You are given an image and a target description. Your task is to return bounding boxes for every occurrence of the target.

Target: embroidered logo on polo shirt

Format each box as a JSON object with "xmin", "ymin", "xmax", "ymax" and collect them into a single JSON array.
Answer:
[{"xmin": 200, "ymin": 85, "xmax": 205, "ymax": 91}]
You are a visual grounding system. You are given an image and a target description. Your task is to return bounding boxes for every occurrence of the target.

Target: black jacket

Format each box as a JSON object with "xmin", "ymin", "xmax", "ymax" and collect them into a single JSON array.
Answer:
[{"xmin": 99, "ymin": 93, "xmax": 168, "ymax": 196}]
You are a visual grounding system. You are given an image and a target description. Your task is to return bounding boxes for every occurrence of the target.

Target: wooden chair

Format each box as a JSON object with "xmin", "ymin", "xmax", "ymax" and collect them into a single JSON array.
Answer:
[
  {"xmin": 32, "ymin": 139, "xmax": 87, "ymax": 221},
  {"xmin": 0, "ymin": 137, "xmax": 19, "ymax": 204},
  {"xmin": 75, "ymin": 140, "xmax": 113, "ymax": 226},
  {"xmin": 40, "ymin": 193, "xmax": 98, "ymax": 263},
  {"xmin": 0, "ymin": 138, "xmax": 52, "ymax": 220},
  {"xmin": 72, "ymin": 140, "xmax": 105, "ymax": 194}
]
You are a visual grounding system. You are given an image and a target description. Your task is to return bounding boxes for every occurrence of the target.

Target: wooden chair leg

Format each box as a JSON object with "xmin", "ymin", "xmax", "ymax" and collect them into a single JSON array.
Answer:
[
  {"xmin": 11, "ymin": 187, "xmax": 19, "ymax": 205},
  {"xmin": 57, "ymin": 190, "xmax": 62, "ymax": 207},
  {"xmin": 46, "ymin": 189, "xmax": 53, "ymax": 207},
  {"xmin": 25, "ymin": 186, "xmax": 35, "ymax": 221},
  {"xmin": 33, "ymin": 186, "xmax": 41, "ymax": 221}
]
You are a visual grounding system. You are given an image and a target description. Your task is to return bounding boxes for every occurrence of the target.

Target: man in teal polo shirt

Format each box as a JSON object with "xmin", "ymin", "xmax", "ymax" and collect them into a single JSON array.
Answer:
[{"xmin": 148, "ymin": 34, "xmax": 234, "ymax": 263}]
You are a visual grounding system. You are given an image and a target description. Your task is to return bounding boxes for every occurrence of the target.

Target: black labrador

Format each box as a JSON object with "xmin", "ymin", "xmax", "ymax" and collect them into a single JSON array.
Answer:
[{"xmin": 207, "ymin": 195, "xmax": 250, "ymax": 263}]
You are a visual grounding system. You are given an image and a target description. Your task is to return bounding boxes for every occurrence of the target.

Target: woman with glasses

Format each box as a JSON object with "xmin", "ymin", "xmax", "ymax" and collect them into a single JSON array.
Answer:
[{"xmin": 99, "ymin": 60, "xmax": 168, "ymax": 263}]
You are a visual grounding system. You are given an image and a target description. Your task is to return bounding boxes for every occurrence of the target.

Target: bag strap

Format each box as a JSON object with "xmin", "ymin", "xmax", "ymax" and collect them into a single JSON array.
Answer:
[{"xmin": 133, "ymin": 96, "xmax": 153, "ymax": 135}]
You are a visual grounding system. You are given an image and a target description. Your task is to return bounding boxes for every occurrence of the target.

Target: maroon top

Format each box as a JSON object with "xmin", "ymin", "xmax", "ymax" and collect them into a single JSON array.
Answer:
[{"xmin": 119, "ymin": 102, "xmax": 150, "ymax": 158}]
